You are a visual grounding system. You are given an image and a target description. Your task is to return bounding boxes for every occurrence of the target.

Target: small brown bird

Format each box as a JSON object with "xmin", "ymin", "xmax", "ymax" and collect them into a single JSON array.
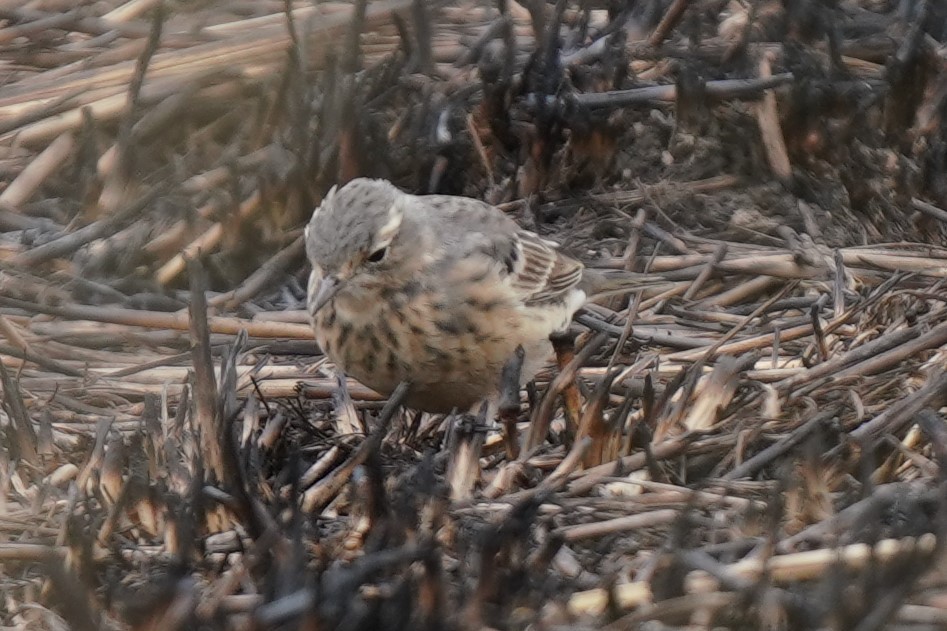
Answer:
[{"xmin": 305, "ymin": 178, "xmax": 625, "ymax": 413}]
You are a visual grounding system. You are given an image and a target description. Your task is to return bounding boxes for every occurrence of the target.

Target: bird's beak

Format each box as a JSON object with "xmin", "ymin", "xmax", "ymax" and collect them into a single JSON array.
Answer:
[{"xmin": 309, "ymin": 275, "xmax": 341, "ymax": 314}]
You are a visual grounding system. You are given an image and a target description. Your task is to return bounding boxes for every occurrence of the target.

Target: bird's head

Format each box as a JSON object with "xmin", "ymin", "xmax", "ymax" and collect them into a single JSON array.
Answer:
[{"xmin": 305, "ymin": 178, "xmax": 412, "ymax": 313}]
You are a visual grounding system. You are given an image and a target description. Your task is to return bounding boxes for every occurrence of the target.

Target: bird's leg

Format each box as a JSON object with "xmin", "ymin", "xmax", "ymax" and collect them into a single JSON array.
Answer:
[
  {"xmin": 549, "ymin": 329, "xmax": 582, "ymax": 450},
  {"xmin": 446, "ymin": 403, "xmax": 489, "ymax": 501},
  {"xmin": 498, "ymin": 345, "xmax": 526, "ymax": 460}
]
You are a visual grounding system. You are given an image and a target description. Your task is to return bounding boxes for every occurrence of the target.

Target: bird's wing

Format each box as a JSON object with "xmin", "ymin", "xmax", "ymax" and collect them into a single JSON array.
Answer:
[
  {"xmin": 419, "ymin": 194, "xmax": 584, "ymax": 307},
  {"xmin": 508, "ymin": 230, "xmax": 584, "ymax": 306}
]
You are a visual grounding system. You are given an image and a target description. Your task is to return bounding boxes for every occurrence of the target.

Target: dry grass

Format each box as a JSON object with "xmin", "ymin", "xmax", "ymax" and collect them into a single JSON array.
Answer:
[{"xmin": 2, "ymin": 1, "xmax": 947, "ymax": 629}]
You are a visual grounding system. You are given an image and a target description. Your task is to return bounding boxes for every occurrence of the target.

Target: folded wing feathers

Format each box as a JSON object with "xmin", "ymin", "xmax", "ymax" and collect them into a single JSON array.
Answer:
[
  {"xmin": 509, "ymin": 231, "xmax": 584, "ymax": 306},
  {"xmin": 426, "ymin": 196, "xmax": 585, "ymax": 307}
]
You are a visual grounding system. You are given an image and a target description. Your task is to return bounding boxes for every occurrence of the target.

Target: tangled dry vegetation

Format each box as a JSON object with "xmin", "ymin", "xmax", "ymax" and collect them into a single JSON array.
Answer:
[{"xmin": 2, "ymin": 0, "xmax": 947, "ymax": 629}]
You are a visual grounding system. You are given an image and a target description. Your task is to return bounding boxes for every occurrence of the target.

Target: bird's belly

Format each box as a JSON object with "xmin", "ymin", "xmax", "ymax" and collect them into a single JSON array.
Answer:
[{"xmin": 312, "ymin": 292, "xmax": 575, "ymax": 414}]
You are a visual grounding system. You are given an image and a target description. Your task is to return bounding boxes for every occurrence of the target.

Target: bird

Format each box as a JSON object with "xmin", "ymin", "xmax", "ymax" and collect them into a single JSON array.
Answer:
[{"xmin": 304, "ymin": 178, "xmax": 634, "ymax": 414}]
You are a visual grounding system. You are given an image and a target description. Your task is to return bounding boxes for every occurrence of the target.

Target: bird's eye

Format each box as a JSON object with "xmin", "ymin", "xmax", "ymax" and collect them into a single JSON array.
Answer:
[{"xmin": 366, "ymin": 247, "xmax": 388, "ymax": 263}]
